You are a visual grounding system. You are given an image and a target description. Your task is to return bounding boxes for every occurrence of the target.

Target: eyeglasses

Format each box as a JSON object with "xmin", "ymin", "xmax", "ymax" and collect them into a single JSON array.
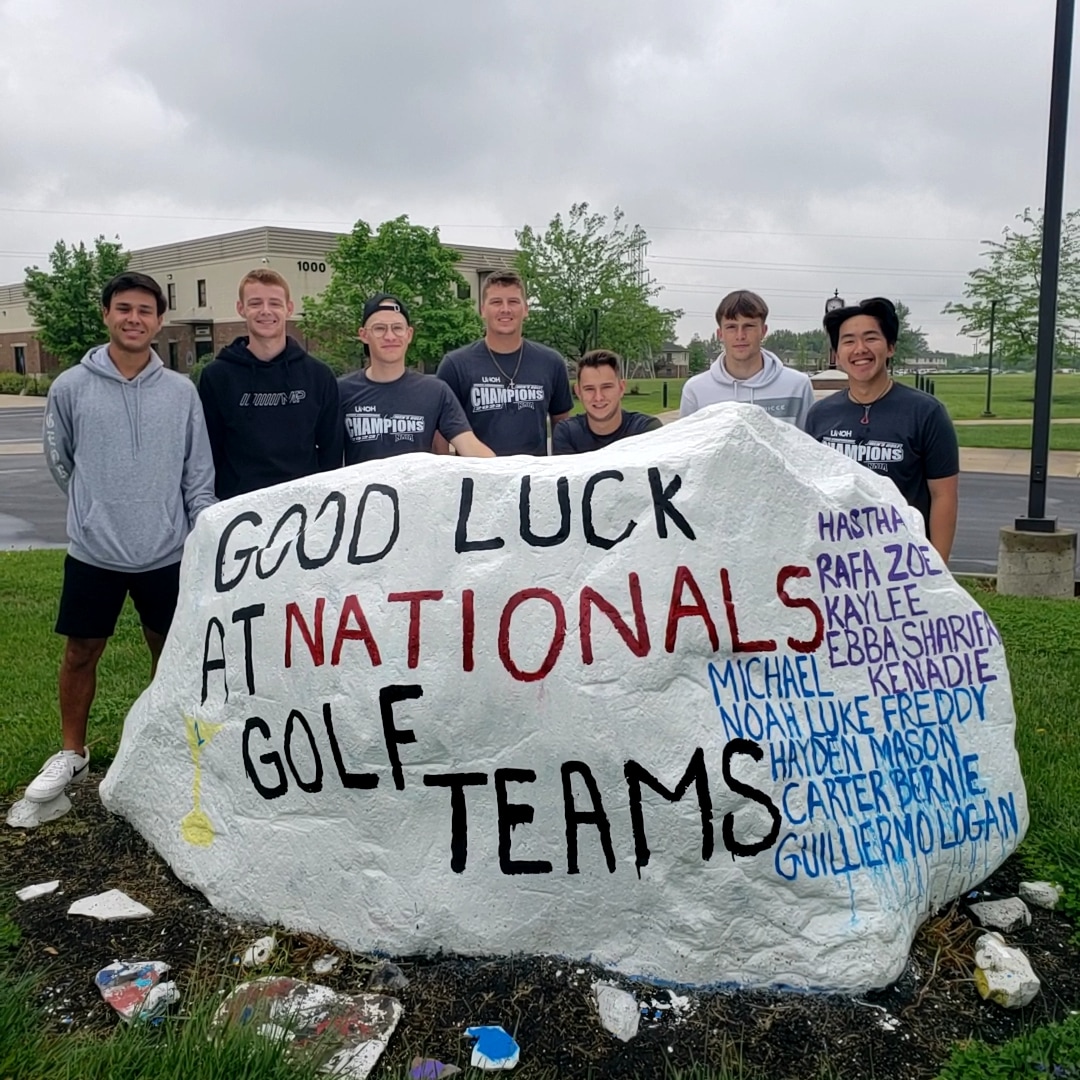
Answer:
[{"xmin": 367, "ymin": 324, "xmax": 409, "ymax": 338}]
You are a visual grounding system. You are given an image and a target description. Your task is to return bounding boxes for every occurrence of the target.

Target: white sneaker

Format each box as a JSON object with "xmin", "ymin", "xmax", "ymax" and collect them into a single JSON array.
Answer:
[{"xmin": 25, "ymin": 748, "xmax": 90, "ymax": 803}]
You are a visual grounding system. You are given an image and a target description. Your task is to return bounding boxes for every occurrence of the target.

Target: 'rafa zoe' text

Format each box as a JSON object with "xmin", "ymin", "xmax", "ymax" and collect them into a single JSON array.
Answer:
[{"xmin": 195, "ymin": 469, "xmax": 1017, "ymax": 886}]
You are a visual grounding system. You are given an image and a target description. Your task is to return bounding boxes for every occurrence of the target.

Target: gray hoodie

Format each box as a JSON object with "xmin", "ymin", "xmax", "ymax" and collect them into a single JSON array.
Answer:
[
  {"xmin": 44, "ymin": 345, "xmax": 217, "ymax": 572},
  {"xmin": 679, "ymin": 348, "xmax": 815, "ymax": 429}
]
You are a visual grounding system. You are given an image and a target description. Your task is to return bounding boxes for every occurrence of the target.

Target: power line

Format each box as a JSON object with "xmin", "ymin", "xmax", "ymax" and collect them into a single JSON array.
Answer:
[{"xmin": 0, "ymin": 205, "xmax": 990, "ymax": 245}]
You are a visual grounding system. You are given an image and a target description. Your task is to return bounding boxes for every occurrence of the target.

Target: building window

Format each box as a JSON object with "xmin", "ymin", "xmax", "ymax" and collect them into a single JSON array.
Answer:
[
  {"xmin": 13, "ymin": 345, "xmax": 26, "ymax": 376},
  {"xmin": 457, "ymin": 281, "xmax": 472, "ymax": 301},
  {"xmin": 197, "ymin": 279, "xmax": 207, "ymax": 307},
  {"xmin": 167, "ymin": 283, "xmax": 176, "ymax": 310},
  {"xmin": 168, "ymin": 341, "xmax": 179, "ymax": 370}
]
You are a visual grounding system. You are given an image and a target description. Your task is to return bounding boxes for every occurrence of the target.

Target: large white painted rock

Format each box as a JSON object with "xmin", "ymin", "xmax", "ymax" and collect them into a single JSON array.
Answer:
[{"xmin": 100, "ymin": 403, "xmax": 1027, "ymax": 991}]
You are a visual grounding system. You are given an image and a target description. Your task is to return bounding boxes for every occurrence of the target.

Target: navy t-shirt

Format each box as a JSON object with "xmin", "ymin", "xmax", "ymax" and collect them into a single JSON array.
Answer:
[
  {"xmin": 552, "ymin": 411, "xmax": 662, "ymax": 454},
  {"xmin": 436, "ymin": 339, "xmax": 573, "ymax": 456},
  {"xmin": 805, "ymin": 382, "xmax": 959, "ymax": 531},
  {"xmin": 339, "ymin": 369, "xmax": 471, "ymax": 465}
]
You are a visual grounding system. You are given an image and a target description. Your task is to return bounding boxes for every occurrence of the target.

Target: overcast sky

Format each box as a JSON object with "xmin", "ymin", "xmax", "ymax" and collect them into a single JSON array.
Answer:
[{"xmin": 1, "ymin": 0, "xmax": 1076, "ymax": 351}]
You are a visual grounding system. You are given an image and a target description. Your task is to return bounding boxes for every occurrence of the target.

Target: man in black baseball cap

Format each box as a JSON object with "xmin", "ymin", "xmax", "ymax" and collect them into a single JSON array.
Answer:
[
  {"xmin": 806, "ymin": 297, "xmax": 959, "ymax": 562},
  {"xmin": 339, "ymin": 293, "xmax": 494, "ymax": 465}
]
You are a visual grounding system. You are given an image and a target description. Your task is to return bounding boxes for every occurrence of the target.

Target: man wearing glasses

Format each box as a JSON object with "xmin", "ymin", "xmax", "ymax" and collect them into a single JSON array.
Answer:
[
  {"xmin": 806, "ymin": 297, "xmax": 959, "ymax": 562},
  {"xmin": 340, "ymin": 293, "xmax": 495, "ymax": 464}
]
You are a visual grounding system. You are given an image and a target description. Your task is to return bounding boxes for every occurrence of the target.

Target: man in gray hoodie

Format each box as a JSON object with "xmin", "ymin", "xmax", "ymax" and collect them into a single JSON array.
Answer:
[
  {"xmin": 27, "ymin": 271, "xmax": 217, "ymax": 805},
  {"xmin": 679, "ymin": 290, "xmax": 815, "ymax": 428}
]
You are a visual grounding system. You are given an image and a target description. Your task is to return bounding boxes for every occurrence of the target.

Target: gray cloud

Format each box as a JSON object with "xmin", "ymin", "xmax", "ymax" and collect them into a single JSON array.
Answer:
[{"xmin": 1, "ymin": 0, "xmax": 1076, "ymax": 349}]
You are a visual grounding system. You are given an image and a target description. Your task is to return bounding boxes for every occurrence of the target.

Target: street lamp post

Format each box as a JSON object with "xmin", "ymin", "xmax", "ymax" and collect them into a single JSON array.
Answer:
[
  {"xmin": 998, "ymin": 0, "xmax": 1078, "ymax": 599},
  {"xmin": 1018, "ymin": 0, "xmax": 1074, "ymax": 531}
]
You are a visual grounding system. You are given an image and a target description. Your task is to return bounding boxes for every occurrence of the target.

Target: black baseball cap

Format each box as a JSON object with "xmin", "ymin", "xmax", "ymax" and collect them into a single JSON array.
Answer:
[
  {"xmin": 823, "ymin": 297, "xmax": 899, "ymax": 350},
  {"xmin": 362, "ymin": 293, "xmax": 411, "ymax": 327}
]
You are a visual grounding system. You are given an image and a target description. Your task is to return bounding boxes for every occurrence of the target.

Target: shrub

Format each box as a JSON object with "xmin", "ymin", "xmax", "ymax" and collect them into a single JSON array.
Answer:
[
  {"xmin": 0, "ymin": 373, "xmax": 27, "ymax": 394},
  {"xmin": 25, "ymin": 375, "xmax": 52, "ymax": 397}
]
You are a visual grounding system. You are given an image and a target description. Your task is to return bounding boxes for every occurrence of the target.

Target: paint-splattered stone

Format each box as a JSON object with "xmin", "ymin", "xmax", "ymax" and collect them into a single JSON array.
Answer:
[
  {"xmin": 95, "ymin": 961, "xmax": 179, "ymax": 1021},
  {"xmin": 100, "ymin": 404, "xmax": 1027, "ymax": 990},
  {"xmin": 215, "ymin": 977, "xmax": 401, "ymax": 1079}
]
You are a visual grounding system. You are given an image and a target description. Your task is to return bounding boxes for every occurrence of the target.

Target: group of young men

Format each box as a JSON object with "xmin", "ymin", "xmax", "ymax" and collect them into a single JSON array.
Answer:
[{"xmin": 22, "ymin": 269, "xmax": 957, "ymax": 807}]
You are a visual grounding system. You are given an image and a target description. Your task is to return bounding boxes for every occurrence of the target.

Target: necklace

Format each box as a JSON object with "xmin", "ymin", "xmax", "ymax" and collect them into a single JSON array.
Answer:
[
  {"xmin": 848, "ymin": 378, "xmax": 893, "ymax": 425},
  {"xmin": 486, "ymin": 341, "xmax": 525, "ymax": 390}
]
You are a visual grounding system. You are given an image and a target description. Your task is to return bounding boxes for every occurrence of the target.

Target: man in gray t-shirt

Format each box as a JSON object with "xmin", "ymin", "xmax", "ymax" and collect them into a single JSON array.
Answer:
[
  {"xmin": 436, "ymin": 270, "xmax": 572, "ymax": 456},
  {"xmin": 341, "ymin": 293, "xmax": 494, "ymax": 466}
]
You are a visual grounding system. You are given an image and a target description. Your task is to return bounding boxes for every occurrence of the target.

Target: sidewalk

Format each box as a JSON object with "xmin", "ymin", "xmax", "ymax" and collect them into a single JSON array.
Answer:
[
  {"xmin": 655, "ymin": 411, "xmax": 1080, "ymax": 478},
  {"xmin": 0, "ymin": 394, "xmax": 46, "ymax": 408}
]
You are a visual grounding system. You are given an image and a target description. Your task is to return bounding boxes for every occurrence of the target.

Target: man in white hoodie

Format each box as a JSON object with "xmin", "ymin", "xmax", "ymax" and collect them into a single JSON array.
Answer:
[
  {"xmin": 679, "ymin": 290, "xmax": 814, "ymax": 428},
  {"xmin": 26, "ymin": 271, "xmax": 217, "ymax": 807}
]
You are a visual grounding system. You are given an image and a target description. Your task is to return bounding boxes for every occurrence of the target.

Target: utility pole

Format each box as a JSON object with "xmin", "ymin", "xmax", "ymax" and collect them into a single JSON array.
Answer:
[{"xmin": 982, "ymin": 300, "xmax": 997, "ymax": 417}]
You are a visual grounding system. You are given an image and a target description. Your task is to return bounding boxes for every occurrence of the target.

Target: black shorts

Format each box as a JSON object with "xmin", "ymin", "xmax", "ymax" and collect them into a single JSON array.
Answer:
[{"xmin": 55, "ymin": 555, "xmax": 181, "ymax": 640}]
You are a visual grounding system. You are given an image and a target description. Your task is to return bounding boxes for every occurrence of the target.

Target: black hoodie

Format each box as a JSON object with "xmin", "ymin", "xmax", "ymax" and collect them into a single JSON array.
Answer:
[{"xmin": 197, "ymin": 337, "xmax": 343, "ymax": 500}]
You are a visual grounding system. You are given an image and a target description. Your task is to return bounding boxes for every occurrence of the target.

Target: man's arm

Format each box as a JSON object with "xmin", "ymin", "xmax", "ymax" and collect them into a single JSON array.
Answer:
[
  {"xmin": 449, "ymin": 432, "xmax": 495, "ymax": 458},
  {"xmin": 548, "ymin": 354, "xmax": 573, "ymax": 430},
  {"xmin": 796, "ymin": 379, "xmax": 816, "ymax": 430},
  {"xmin": 921, "ymin": 400, "xmax": 960, "ymax": 563},
  {"xmin": 183, "ymin": 388, "xmax": 218, "ymax": 523},
  {"xmin": 926, "ymin": 474, "xmax": 958, "ymax": 564},
  {"xmin": 43, "ymin": 380, "xmax": 75, "ymax": 494},
  {"xmin": 196, "ymin": 367, "xmax": 227, "ymax": 477},
  {"xmin": 679, "ymin": 382, "xmax": 698, "ymax": 418},
  {"xmin": 315, "ymin": 370, "xmax": 343, "ymax": 470}
]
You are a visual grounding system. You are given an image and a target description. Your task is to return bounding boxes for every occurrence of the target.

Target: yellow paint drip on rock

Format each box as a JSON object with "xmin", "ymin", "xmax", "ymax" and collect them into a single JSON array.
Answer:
[{"xmin": 182, "ymin": 715, "xmax": 224, "ymax": 847}]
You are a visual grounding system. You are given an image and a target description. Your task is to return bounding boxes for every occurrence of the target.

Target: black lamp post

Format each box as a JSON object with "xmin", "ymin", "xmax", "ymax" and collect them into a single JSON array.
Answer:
[{"xmin": 1018, "ymin": 0, "xmax": 1075, "ymax": 532}]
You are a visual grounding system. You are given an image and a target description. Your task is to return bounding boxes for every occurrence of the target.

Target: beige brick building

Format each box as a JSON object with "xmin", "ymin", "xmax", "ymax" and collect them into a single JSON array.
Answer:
[{"xmin": 0, "ymin": 226, "xmax": 516, "ymax": 375}]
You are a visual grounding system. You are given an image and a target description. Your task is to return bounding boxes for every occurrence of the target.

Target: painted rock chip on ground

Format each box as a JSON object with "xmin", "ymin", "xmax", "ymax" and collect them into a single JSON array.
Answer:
[{"xmin": 215, "ymin": 976, "xmax": 402, "ymax": 1079}]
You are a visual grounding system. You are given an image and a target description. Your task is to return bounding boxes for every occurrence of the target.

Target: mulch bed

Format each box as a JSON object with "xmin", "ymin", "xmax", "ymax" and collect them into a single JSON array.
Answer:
[{"xmin": 3, "ymin": 778, "xmax": 1079, "ymax": 1079}]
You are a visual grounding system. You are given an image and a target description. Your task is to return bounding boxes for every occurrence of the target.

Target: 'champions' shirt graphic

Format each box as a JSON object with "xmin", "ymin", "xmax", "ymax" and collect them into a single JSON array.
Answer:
[
  {"xmin": 345, "ymin": 408, "xmax": 427, "ymax": 443},
  {"xmin": 819, "ymin": 429, "xmax": 904, "ymax": 471},
  {"xmin": 469, "ymin": 375, "xmax": 546, "ymax": 412},
  {"xmin": 338, "ymin": 369, "xmax": 471, "ymax": 465}
]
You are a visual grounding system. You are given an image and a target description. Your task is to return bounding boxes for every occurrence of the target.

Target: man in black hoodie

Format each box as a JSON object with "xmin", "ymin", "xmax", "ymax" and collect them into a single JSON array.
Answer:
[{"xmin": 197, "ymin": 269, "xmax": 342, "ymax": 499}]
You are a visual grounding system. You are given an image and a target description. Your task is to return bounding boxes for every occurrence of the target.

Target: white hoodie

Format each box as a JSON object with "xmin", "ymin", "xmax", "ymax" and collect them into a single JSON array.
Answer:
[{"xmin": 679, "ymin": 349, "xmax": 815, "ymax": 429}]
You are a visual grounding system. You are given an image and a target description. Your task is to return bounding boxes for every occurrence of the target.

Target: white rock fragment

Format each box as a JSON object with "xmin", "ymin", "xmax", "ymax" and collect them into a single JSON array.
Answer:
[
  {"xmin": 241, "ymin": 935, "xmax": 276, "ymax": 968},
  {"xmin": 311, "ymin": 954, "xmax": 339, "ymax": 975},
  {"xmin": 16, "ymin": 880, "xmax": 60, "ymax": 902},
  {"xmin": 594, "ymin": 982, "xmax": 639, "ymax": 1042},
  {"xmin": 974, "ymin": 932, "xmax": 1040, "ymax": 1008},
  {"xmin": 1019, "ymin": 881, "xmax": 1064, "ymax": 910},
  {"xmin": 968, "ymin": 897, "xmax": 1031, "ymax": 934},
  {"xmin": 6, "ymin": 794, "xmax": 71, "ymax": 829},
  {"xmin": 68, "ymin": 889, "xmax": 153, "ymax": 920}
]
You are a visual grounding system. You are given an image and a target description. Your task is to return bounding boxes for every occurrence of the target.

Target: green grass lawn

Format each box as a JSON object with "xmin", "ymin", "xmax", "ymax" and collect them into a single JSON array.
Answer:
[
  {"xmin": 896, "ymin": 372, "xmax": 1080, "ymax": 421},
  {"xmin": 568, "ymin": 376, "xmax": 687, "ymax": 416},
  {"xmin": 955, "ymin": 423, "xmax": 1080, "ymax": 451},
  {"xmin": 1, "ymin": 555, "xmax": 1078, "ymax": 1079},
  {"xmin": 564, "ymin": 372, "xmax": 1080, "ymax": 437}
]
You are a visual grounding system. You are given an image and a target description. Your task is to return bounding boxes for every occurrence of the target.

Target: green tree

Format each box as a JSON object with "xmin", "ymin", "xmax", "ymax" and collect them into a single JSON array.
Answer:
[
  {"xmin": 894, "ymin": 301, "xmax": 929, "ymax": 361},
  {"xmin": 764, "ymin": 328, "xmax": 827, "ymax": 368},
  {"xmin": 300, "ymin": 215, "xmax": 483, "ymax": 373},
  {"xmin": 23, "ymin": 236, "xmax": 130, "ymax": 368},
  {"xmin": 943, "ymin": 207, "xmax": 1080, "ymax": 368},
  {"xmin": 687, "ymin": 334, "xmax": 709, "ymax": 374},
  {"xmin": 514, "ymin": 203, "xmax": 681, "ymax": 362}
]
